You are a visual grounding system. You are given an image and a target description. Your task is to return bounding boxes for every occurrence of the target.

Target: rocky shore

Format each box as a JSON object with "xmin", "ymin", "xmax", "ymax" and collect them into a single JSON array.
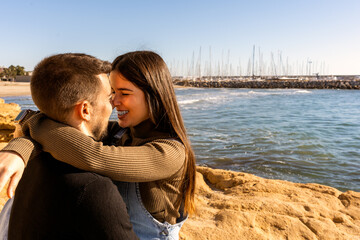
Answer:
[
  {"xmin": 0, "ymin": 98, "xmax": 20, "ymax": 142},
  {"xmin": 180, "ymin": 167, "xmax": 360, "ymax": 240},
  {"xmin": 174, "ymin": 79, "xmax": 360, "ymax": 89},
  {"xmin": 0, "ymin": 98, "xmax": 359, "ymax": 239}
]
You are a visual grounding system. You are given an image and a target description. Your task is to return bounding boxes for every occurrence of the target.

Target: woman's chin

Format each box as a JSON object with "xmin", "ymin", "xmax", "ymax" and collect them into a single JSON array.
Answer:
[{"xmin": 117, "ymin": 120, "xmax": 127, "ymax": 128}]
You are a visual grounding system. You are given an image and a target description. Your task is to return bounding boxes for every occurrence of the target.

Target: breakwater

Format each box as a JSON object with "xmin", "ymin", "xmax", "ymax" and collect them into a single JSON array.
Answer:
[{"xmin": 174, "ymin": 78, "xmax": 360, "ymax": 89}]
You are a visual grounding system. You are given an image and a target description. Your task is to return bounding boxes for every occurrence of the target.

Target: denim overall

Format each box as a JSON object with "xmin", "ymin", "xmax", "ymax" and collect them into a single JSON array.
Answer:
[
  {"xmin": 116, "ymin": 181, "xmax": 187, "ymax": 240},
  {"xmin": 0, "ymin": 197, "xmax": 12, "ymax": 240}
]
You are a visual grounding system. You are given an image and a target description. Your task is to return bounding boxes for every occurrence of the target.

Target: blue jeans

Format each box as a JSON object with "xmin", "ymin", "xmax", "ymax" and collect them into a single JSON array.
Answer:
[
  {"xmin": 0, "ymin": 197, "xmax": 12, "ymax": 240},
  {"xmin": 116, "ymin": 182, "xmax": 187, "ymax": 240}
]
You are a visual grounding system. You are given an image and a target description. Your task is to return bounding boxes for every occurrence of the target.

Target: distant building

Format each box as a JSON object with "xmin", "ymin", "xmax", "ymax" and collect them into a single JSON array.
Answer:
[
  {"xmin": 1, "ymin": 77, "xmax": 14, "ymax": 82},
  {"xmin": 15, "ymin": 75, "xmax": 31, "ymax": 82}
]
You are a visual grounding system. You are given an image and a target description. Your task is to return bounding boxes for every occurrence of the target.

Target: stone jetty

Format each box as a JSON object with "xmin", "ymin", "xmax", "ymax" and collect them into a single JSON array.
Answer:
[{"xmin": 174, "ymin": 76, "xmax": 360, "ymax": 89}]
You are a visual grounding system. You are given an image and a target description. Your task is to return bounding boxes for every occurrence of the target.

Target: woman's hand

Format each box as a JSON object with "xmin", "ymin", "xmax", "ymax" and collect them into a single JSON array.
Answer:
[{"xmin": 0, "ymin": 151, "xmax": 25, "ymax": 198}]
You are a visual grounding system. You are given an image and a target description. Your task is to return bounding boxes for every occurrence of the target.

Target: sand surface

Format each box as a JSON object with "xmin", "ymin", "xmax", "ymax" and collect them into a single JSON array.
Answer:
[
  {"xmin": 0, "ymin": 82, "xmax": 188, "ymax": 97},
  {"xmin": 0, "ymin": 82, "xmax": 31, "ymax": 97}
]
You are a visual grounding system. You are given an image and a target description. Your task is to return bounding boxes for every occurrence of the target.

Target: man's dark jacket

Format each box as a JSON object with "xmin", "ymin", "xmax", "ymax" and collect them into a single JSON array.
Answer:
[{"xmin": 8, "ymin": 151, "xmax": 138, "ymax": 240}]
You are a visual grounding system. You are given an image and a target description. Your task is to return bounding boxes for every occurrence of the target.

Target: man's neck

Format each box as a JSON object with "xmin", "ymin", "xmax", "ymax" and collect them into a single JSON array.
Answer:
[{"xmin": 66, "ymin": 118, "xmax": 93, "ymax": 138}]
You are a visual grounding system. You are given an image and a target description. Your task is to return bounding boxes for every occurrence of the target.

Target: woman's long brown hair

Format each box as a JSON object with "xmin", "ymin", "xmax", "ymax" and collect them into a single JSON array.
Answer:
[{"xmin": 112, "ymin": 51, "xmax": 196, "ymax": 214}]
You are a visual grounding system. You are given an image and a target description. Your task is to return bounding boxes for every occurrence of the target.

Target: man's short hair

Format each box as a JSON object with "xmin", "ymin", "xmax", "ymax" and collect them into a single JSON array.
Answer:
[{"xmin": 31, "ymin": 53, "xmax": 111, "ymax": 122}]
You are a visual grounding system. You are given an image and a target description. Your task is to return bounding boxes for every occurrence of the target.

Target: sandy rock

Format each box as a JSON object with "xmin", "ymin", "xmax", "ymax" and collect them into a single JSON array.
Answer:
[
  {"xmin": 0, "ymin": 98, "xmax": 20, "ymax": 142},
  {"xmin": 180, "ymin": 166, "xmax": 360, "ymax": 240}
]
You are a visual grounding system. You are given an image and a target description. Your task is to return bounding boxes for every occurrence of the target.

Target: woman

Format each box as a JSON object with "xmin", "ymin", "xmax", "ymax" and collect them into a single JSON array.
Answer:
[{"xmin": 0, "ymin": 51, "xmax": 196, "ymax": 239}]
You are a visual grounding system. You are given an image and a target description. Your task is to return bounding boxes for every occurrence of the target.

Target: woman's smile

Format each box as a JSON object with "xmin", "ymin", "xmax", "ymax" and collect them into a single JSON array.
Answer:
[
  {"xmin": 117, "ymin": 110, "xmax": 129, "ymax": 116},
  {"xmin": 117, "ymin": 110, "xmax": 129, "ymax": 119}
]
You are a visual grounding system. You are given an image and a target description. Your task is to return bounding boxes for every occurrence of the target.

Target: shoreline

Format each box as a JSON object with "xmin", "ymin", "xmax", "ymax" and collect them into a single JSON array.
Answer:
[
  {"xmin": 0, "ymin": 82, "xmax": 190, "ymax": 98},
  {"xmin": 0, "ymin": 82, "xmax": 31, "ymax": 97}
]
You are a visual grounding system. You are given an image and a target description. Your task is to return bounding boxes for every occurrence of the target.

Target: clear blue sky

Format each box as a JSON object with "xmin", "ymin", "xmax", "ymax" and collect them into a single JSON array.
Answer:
[{"xmin": 1, "ymin": 0, "xmax": 360, "ymax": 75}]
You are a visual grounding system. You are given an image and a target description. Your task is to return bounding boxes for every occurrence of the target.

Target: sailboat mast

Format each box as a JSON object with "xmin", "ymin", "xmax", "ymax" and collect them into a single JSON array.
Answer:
[{"xmin": 252, "ymin": 45, "xmax": 255, "ymax": 78}]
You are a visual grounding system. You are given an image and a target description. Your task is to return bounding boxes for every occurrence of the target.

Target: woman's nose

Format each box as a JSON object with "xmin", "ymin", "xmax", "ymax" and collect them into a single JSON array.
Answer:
[{"xmin": 112, "ymin": 94, "xmax": 121, "ymax": 106}]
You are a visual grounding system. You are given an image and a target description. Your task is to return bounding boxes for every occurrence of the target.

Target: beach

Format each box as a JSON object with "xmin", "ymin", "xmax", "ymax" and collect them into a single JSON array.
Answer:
[
  {"xmin": 1, "ymin": 91, "xmax": 360, "ymax": 239},
  {"xmin": 0, "ymin": 82, "xmax": 31, "ymax": 97},
  {"xmin": 0, "ymin": 82, "xmax": 188, "ymax": 97}
]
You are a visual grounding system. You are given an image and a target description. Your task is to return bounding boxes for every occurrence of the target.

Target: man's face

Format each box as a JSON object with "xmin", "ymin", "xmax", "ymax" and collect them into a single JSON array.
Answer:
[{"xmin": 89, "ymin": 73, "xmax": 113, "ymax": 140}]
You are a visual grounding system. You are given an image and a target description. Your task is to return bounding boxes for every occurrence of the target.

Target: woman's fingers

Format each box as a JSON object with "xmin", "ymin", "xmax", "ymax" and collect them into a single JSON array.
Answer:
[
  {"xmin": 8, "ymin": 169, "xmax": 24, "ymax": 198},
  {"xmin": 0, "ymin": 151, "xmax": 25, "ymax": 198}
]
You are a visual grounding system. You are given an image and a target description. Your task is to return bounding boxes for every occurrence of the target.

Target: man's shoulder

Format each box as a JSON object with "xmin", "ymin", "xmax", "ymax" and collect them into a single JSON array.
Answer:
[
  {"xmin": 26, "ymin": 152, "xmax": 114, "ymax": 191},
  {"xmin": 62, "ymin": 168, "xmax": 114, "ymax": 191}
]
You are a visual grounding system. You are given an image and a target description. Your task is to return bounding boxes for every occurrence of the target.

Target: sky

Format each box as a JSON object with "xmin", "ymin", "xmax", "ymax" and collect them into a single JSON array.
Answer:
[{"xmin": 1, "ymin": 0, "xmax": 360, "ymax": 75}]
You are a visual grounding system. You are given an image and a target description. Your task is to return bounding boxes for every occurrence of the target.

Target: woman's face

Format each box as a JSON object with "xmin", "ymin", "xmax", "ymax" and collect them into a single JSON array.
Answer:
[{"xmin": 110, "ymin": 71, "xmax": 150, "ymax": 128}]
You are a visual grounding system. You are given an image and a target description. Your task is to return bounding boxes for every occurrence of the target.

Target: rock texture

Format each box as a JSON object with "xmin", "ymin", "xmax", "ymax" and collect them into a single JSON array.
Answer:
[
  {"xmin": 0, "ymin": 100, "xmax": 359, "ymax": 239},
  {"xmin": 179, "ymin": 167, "xmax": 360, "ymax": 240},
  {"xmin": 0, "ymin": 98, "xmax": 21, "ymax": 142}
]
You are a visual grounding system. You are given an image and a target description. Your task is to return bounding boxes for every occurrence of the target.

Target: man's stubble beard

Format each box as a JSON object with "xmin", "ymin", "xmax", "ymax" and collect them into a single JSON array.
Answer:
[
  {"xmin": 89, "ymin": 108, "xmax": 109, "ymax": 141},
  {"xmin": 91, "ymin": 120, "xmax": 108, "ymax": 141}
]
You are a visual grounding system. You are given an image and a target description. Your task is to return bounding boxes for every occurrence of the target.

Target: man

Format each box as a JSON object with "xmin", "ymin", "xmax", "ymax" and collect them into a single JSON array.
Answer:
[{"xmin": 0, "ymin": 53, "xmax": 138, "ymax": 239}]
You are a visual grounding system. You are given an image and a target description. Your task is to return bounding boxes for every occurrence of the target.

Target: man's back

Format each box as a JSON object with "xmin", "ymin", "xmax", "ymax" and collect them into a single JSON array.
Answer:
[{"xmin": 9, "ymin": 152, "xmax": 137, "ymax": 240}]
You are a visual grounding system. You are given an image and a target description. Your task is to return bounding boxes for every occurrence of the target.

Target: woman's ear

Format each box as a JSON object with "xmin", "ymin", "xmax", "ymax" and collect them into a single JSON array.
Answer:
[{"xmin": 75, "ymin": 100, "xmax": 92, "ymax": 122}]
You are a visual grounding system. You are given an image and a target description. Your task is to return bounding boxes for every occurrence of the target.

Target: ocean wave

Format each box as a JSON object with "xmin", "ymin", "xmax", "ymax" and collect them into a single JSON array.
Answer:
[
  {"xmin": 178, "ymin": 96, "xmax": 226, "ymax": 105},
  {"xmin": 246, "ymin": 89, "xmax": 312, "ymax": 96},
  {"xmin": 178, "ymin": 99, "xmax": 201, "ymax": 105},
  {"xmin": 295, "ymin": 90, "xmax": 312, "ymax": 94}
]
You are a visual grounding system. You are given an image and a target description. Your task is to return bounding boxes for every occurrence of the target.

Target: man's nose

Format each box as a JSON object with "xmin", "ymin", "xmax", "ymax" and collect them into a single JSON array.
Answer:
[{"xmin": 110, "ymin": 98, "xmax": 115, "ymax": 109}]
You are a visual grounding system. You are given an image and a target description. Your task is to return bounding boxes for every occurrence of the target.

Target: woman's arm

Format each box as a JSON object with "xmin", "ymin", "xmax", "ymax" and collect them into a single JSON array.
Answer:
[
  {"xmin": 2, "ymin": 111, "xmax": 119, "ymax": 163},
  {"xmin": 22, "ymin": 114, "xmax": 185, "ymax": 182}
]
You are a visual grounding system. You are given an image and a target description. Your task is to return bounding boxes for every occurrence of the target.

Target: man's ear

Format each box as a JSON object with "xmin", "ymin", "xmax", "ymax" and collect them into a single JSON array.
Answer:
[{"xmin": 75, "ymin": 100, "xmax": 92, "ymax": 122}]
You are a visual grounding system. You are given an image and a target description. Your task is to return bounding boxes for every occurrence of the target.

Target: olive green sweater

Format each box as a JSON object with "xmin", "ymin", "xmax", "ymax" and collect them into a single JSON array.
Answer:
[{"xmin": 2, "ymin": 114, "xmax": 186, "ymax": 224}]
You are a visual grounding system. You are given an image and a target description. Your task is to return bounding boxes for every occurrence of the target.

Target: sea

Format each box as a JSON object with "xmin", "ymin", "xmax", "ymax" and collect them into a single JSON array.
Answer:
[{"xmin": 3, "ymin": 88, "xmax": 360, "ymax": 192}]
